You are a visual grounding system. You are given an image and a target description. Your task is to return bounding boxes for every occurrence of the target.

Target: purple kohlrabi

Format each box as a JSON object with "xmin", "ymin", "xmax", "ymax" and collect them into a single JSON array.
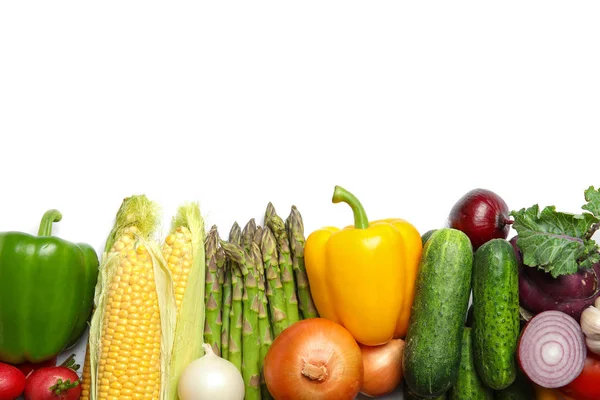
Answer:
[{"xmin": 511, "ymin": 235, "xmax": 600, "ymax": 322}]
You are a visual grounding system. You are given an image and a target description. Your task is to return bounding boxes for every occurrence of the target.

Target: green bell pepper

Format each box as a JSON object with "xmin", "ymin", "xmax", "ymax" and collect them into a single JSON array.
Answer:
[{"xmin": 0, "ymin": 209, "xmax": 99, "ymax": 363}]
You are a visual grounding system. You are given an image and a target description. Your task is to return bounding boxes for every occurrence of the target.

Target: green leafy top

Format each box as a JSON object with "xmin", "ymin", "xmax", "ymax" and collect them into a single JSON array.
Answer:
[{"xmin": 509, "ymin": 186, "xmax": 600, "ymax": 278}]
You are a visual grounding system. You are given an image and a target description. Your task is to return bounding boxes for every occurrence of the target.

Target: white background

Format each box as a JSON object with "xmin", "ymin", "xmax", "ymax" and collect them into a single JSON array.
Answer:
[{"xmin": 1, "ymin": 2, "xmax": 599, "ymax": 399}]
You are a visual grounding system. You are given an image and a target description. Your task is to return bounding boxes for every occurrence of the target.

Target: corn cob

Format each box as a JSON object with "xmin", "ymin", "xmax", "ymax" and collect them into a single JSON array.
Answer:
[
  {"xmin": 265, "ymin": 203, "xmax": 300, "ymax": 326},
  {"xmin": 261, "ymin": 227, "xmax": 288, "ymax": 336},
  {"xmin": 226, "ymin": 223, "xmax": 243, "ymax": 371},
  {"xmin": 163, "ymin": 222, "xmax": 194, "ymax": 311},
  {"xmin": 286, "ymin": 206, "xmax": 319, "ymax": 319},
  {"xmin": 87, "ymin": 195, "xmax": 176, "ymax": 400},
  {"xmin": 203, "ymin": 226, "xmax": 223, "ymax": 356},
  {"xmin": 162, "ymin": 203, "xmax": 206, "ymax": 400}
]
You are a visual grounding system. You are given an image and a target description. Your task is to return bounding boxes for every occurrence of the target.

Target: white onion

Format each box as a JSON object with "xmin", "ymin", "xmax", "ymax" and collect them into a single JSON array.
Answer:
[
  {"xmin": 178, "ymin": 343, "xmax": 245, "ymax": 400},
  {"xmin": 517, "ymin": 310, "xmax": 587, "ymax": 388}
]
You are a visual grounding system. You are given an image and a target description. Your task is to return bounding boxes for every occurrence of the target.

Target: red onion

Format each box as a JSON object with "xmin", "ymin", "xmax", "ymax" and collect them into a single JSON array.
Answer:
[
  {"xmin": 517, "ymin": 310, "xmax": 587, "ymax": 388},
  {"xmin": 448, "ymin": 188, "xmax": 513, "ymax": 250}
]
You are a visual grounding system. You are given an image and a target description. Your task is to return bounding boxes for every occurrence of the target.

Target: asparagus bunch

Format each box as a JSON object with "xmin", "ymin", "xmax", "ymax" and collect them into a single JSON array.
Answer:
[{"xmin": 204, "ymin": 204, "xmax": 314, "ymax": 400}]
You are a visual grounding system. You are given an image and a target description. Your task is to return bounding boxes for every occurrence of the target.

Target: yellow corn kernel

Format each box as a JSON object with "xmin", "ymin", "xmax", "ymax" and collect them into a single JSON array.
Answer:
[
  {"xmin": 161, "ymin": 226, "xmax": 193, "ymax": 310},
  {"xmin": 96, "ymin": 230, "xmax": 162, "ymax": 400}
]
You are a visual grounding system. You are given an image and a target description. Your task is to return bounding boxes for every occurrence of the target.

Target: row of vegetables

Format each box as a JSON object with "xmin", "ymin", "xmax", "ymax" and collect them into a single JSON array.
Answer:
[{"xmin": 0, "ymin": 184, "xmax": 600, "ymax": 399}]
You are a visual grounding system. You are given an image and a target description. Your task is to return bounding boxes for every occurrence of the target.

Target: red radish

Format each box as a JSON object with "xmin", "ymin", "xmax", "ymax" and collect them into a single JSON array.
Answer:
[
  {"xmin": 448, "ymin": 188, "xmax": 513, "ymax": 250},
  {"xmin": 23, "ymin": 355, "xmax": 81, "ymax": 400},
  {"xmin": 13, "ymin": 356, "xmax": 58, "ymax": 378},
  {"xmin": 0, "ymin": 362, "xmax": 26, "ymax": 400},
  {"xmin": 517, "ymin": 310, "xmax": 586, "ymax": 388}
]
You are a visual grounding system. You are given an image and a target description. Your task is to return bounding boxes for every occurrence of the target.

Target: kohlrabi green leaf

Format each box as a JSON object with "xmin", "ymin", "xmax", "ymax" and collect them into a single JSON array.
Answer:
[
  {"xmin": 511, "ymin": 205, "xmax": 597, "ymax": 239},
  {"xmin": 583, "ymin": 186, "xmax": 600, "ymax": 217},
  {"xmin": 510, "ymin": 201, "xmax": 600, "ymax": 278}
]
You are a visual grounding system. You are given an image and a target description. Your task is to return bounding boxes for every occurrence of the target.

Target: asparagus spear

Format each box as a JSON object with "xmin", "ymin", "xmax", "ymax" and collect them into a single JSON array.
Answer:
[
  {"xmin": 254, "ymin": 242, "xmax": 274, "ymax": 400},
  {"xmin": 204, "ymin": 225, "xmax": 224, "ymax": 356},
  {"xmin": 204, "ymin": 225, "xmax": 218, "ymax": 305},
  {"xmin": 215, "ymin": 246, "xmax": 226, "ymax": 347},
  {"xmin": 286, "ymin": 206, "xmax": 319, "ymax": 319},
  {"xmin": 265, "ymin": 202, "xmax": 300, "ymax": 325},
  {"xmin": 221, "ymin": 254, "xmax": 232, "ymax": 360},
  {"xmin": 254, "ymin": 225, "xmax": 273, "ymax": 341},
  {"xmin": 261, "ymin": 227, "xmax": 288, "ymax": 336},
  {"xmin": 242, "ymin": 218, "xmax": 257, "ymax": 252},
  {"xmin": 253, "ymin": 225, "xmax": 263, "ymax": 246},
  {"xmin": 226, "ymin": 222, "xmax": 243, "ymax": 371}
]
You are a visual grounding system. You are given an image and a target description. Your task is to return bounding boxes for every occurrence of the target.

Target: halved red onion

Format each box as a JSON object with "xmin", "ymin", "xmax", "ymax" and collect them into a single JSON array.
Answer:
[{"xmin": 517, "ymin": 310, "xmax": 587, "ymax": 388}]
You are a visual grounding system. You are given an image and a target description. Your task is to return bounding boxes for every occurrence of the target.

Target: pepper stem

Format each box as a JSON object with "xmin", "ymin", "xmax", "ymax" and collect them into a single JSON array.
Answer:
[
  {"xmin": 38, "ymin": 209, "xmax": 62, "ymax": 236},
  {"xmin": 332, "ymin": 186, "xmax": 369, "ymax": 229}
]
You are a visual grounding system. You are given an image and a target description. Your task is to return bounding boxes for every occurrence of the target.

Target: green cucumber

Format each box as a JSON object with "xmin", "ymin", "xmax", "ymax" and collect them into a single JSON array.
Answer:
[
  {"xmin": 466, "ymin": 302, "xmax": 474, "ymax": 327},
  {"xmin": 472, "ymin": 238, "xmax": 520, "ymax": 390},
  {"xmin": 402, "ymin": 228, "xmax": 474, "ymax": 397},
  {"xmin": 449, "ymin": 327, "xmax": 493, "ymax": 400},
  {"xmin": 403, "ymin": 382, "xmax": 447, "ymax": 399},
  {"xmin": 421, "ymin": 229, "xmax": 436, "ymax": 245}
]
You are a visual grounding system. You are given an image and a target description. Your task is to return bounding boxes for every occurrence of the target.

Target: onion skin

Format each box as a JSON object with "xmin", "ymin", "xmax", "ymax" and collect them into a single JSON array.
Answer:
[
  {"xmin": 448, "ymin": 188, "xmax": 512, "ymax": 250},
  {"xmin": 263, "ymin": 318, "xmax": 363, "ymax": 400},
  {"xmin": 359, "ymin": 339, "xmax": 404, "ymax": 397}
]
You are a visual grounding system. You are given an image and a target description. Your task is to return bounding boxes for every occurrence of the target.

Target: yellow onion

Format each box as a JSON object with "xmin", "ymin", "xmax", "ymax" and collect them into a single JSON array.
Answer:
[{"xmin": 359, "ymin": 338, "xmax": 404, "ymax": 397}]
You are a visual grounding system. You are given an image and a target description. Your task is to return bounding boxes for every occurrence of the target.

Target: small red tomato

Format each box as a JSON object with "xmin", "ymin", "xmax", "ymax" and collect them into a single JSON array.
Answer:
[
  {"xmin": 0, "ymin": 362, "xmax": 27, "ymax": 400},
  {"xmin": 13, "ymin": 356, "xmax": 58, "ymax": 378},
  {"xmin": 559, "ymin": 352, "xmax": 600, "ymax": 400},
  {"xmin": 23, "ymin": 366, "xmax": 81, "ymax": 400}
]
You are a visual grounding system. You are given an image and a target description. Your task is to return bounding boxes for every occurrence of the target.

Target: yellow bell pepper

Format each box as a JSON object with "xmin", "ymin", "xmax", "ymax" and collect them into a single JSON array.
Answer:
[{"xmin": 304, "ymin": 185, "xmax": 422, "ymax": 346}]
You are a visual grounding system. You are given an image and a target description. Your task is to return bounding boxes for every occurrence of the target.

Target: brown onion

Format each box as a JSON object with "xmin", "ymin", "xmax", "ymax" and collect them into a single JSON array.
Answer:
[
  {"xmin": 359, "ymin": 339, "xmax": 404, "ymax": 397},
  {"xmin": 263, "ymin": 318, "xmax": 363, "ymax": 400}
]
